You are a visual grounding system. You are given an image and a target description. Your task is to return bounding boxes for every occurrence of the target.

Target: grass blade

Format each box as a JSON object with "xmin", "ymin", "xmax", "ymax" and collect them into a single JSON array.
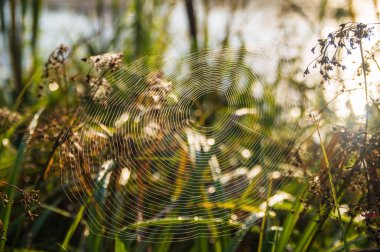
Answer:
[
  {"xmin": 60, "ymin": 202, "xmax": 87, "ymax": 251},
  {"xmin": 115, "ymin": 235, "xmax": 129, "ymax": 252},
  {"xmin": 0, "ymin": 107, "xmax": 44, "ymax": 250},
  {"xmin": 258, "ymin": 177, "xmax": 273, "ymax": 252},
  {"xmin": 315, "ymin": 120, "xmax": 348, "ymax": 251},
  {"xmin": 275, "ymin": 184, "xmax": 307, "ymax": 252}
]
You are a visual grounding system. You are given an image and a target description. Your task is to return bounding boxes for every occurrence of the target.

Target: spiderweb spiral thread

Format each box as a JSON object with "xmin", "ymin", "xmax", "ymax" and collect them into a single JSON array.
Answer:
[{"xmin": 59, "ymin": 48, "xmax": 301, "ymax": 241}]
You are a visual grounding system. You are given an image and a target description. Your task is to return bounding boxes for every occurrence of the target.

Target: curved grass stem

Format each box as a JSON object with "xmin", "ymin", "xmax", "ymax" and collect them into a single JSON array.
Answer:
[
  {"xmin": 359, "ymin": 40, "xmax": 372, "ymax": 209},
  {"xmin": 258, "ymin": 177, "xmax": 273, "ymax": 252},
  {"xmin": 314, "ymin": 118, "xmax": 349, "ymax": 252}
]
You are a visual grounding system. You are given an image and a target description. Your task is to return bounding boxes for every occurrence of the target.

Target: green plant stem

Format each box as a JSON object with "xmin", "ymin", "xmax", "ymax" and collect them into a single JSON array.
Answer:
[
  {"xmin": 359, "ymin": 40, "xmax": 372, "ymax": 207},
  {"xmin": 276, "ymin": 185, "xmax": 307, "ymax": 252},
  {"xmin": 315, "ymin": 120, "xmax": 349, "ymax": 252},
  {"xmin": 60, "ymin": 201, "xmax": 88, "ymax": 251},
  {"xmin": 359, "ymin": 40, "xmax": 369, "ymax": 148},
  {"xmin": 258, "ymin": 177, "xmax": 272, "ymax": 252},
  {"xmin": 0, "ymin": 181, "xmax": 24, "ymax": 192},
  {"xmin": 13, "ymin": 68, "xmax": 42, "ymax": 110}
]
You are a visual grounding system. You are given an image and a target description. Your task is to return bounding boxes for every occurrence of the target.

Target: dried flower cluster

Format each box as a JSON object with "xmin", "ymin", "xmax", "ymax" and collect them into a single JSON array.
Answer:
[
  {"xmin": 304, "ymin": 23, "xmax": 374, "ymax": 82},
  {"xmin": 136, "ymin": 71, "xmax": 173, "ymax": 112},
  {"xmin": 302, "ymin": 23, "xmax": 380, "ymax": 246},
  {"xmin": 89, "ymin": 77, "xmax": 112, "ymax": 102},
  {"xmin": 0, "ymin": 107, "xmax": 21, "ymax": 132},
  {"xmin": 0, "ymin": 192, "xmax": 9, "ymax": 207},
  {"xmin": 20, "ymin": 190, "xmax": 40, "ymax": 221},
  {"xmin": 308, "ymin": 128, "xmax": 380, "ymax": 244},
  {"xmin": 357, "ymin": 40, "xmax": 380, "ymax": 77},
  {"xmin": 0, "ymin": 184, "xmax": 40, "ymax": 221},
  {"xmin": 43, "ymin": 44, "xmax": 70, "ymax": 79},
  {"xmin": 344, "ymin": 131, "xmax": 380, "ymax": 244},
  {"xmin": 74, "ymin": 53, "xmax": 124, "ymax": 103},
  {"xmin": 81, "ymin": 53, "xmax": 123, "ymax": 72},
  {"xmin": 39, "ymin": 44, "xmax": 70, "ymax": 97}
]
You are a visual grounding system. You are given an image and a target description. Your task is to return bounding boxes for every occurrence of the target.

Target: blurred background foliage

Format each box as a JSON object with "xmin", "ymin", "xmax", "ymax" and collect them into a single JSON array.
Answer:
[{"xmin": 0, "ymin": 0, "xmax": 379, "ymax": 251}]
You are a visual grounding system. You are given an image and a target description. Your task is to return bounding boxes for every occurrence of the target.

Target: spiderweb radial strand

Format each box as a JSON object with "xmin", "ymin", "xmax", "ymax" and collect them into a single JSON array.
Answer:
[{"xmin": 59, "ymin": 48, "xmax": 301, "ymax": 241}]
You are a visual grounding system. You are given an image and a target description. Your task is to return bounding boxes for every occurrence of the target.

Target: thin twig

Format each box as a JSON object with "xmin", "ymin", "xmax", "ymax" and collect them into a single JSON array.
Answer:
[{"xmin": 359, "ymin": 40, "xmax": 372, "ymax": 208}]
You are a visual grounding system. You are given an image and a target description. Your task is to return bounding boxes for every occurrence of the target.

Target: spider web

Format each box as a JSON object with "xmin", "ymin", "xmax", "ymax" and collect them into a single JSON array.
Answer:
[{"xmin": 59, "ymin": 48, "xmax": 302, "ymax": 241}]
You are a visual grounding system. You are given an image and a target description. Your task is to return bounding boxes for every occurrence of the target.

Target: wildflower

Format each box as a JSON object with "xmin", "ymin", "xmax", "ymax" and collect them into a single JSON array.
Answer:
[
  {"xmin": 20, "ymin": 190, "xmax": 40, "ymax": 210},
  {"xmin": 26, "ymin": 210, "xmax": 38, "ymax": 221},
  {"xmin": 303, "ymin": 67, "xmax": 310, "ymax": 76},
  {"xmin": 0, "ymin": 192, "xmax": 9, "ymax": 207},
  {"xmin": 304, "ymin": 22, "xmax": 374, "ymax": 84},
  {"xmin": 89, "ymin": 77, "xmax": 112, "ymax": 102},
  {"xmin": 0, "ymin": 107, "xmax": 21, "ymax": 132},
  {"xmin": 81, "ymin": 53, "xmax": 123, "ymax": 72},
  {"xmin": 43, "ymin": 44, "xmax": 70, "ymax": 79}
]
